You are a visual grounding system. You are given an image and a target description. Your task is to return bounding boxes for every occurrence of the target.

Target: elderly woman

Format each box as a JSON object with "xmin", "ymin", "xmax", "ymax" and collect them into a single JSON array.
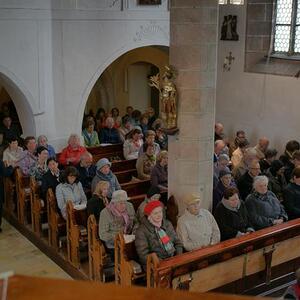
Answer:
[
  {"xmin": 213, "ymin": 169, "xmax": 236, "ymax": 213},
  {"xmin": 123, "ymin": 128, "xmax": 143, "ymax": 160},
  {"xmin": 99, "ymin": 117, "xmax": 121, "ymax": 144},
  {"xmin": 283, "ymin": 167, "xmax": 300, "ymax": 220},
  {"xmin": 3, "ymin": 136, "xmax": 23, "ymax": 164},
  {"xmin": 138, "ymin": 130, "xmax": 160, "ymax": 157},
  {"xmin": 55, "ymin": 166, "xmax": 87, "ymax": 219},
  {"xmin": 58, "ymin": 134, "xmax": 87, "ymax": 167},
  {"xmin": 29, "ymin": 146, "xmax": 49, "ymax": 183},
  {"xmin": 37, "ymin": 135, "xmax": 56, "ymax": 158},
  {"xmin": 214, "ymin": 187, "xmax": 254, "ymax": 241},
  {"xmin": 213, "ymin": 153, "xmax": 230, "ymax": 186},
  {"xmin": 177, "ymin": 194, "xmax": 220, "ymax": 251},
  {"xmin": 245, "ymin": 175, "xmax": 288, "ymax": 230},
  {"xmin": 150, "ymin": 150, "xmax": 168, "ymax": 191},
  {"xmin": 82, "ymin": 119, "xmax": 100, "ymax": 147},
  {"xmin": 91, "ymin": 158, "xmax": 121, "ymax": 198},
  {"xmin": 135, "ymin": 200, "xmax": 183, "ymax": 270},
  {"xmin": 87, "ymin": 181, "xmax": 110, "ymax": 223},
  {"xmin": 99, "ymin": 190, "xmax": 135, "ymax": 251},
  {"xmin": 136, "ymin": 143, "xmax": 156, "ymax": 180}
]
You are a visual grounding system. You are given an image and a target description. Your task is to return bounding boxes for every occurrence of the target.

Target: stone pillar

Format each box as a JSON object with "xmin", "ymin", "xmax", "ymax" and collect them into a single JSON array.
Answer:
[{"xmin": 169, "ymin": 0, "xmax": 218, "ymax": 213}]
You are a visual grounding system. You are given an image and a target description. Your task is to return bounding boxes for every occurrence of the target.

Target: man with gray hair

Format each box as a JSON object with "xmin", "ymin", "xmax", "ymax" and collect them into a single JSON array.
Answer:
[
  {"xmin": 213, "ymin": 153, "xmax": 231, "ymax": 188},
  {"xmin": 233, "ymin": 147, "xmax": 258, "ymax": 180},
  {"xmin": 76, "ymin": 151, "xmax": 96, "ymax": 193},
  {"xmin": 245, "ymin": 175, "xmax": 288, "ymax": 230}
]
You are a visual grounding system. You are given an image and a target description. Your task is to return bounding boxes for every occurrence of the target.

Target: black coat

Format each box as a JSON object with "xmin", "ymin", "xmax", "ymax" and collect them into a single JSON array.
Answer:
[
  {"xmin": 214, "ymin": 201, "xmax": 252, "ymax": 241},
  {"xmin": 87, "ymin": 195, "xmax": 108, "ymax": 223},
  {"xmin": 41, "ymin": 170, "xmax": 60, "ymax": 200},
  {"xmin": 237, "ymin": 172, "xmax": 254, "ymax": 201},
  {"xmin": 76, "ymin": 164, "xmax": 96, "ymax": 190},
  {"xmin": 283, "ymin": 183, "xmax": 300, "ymax": 220}
]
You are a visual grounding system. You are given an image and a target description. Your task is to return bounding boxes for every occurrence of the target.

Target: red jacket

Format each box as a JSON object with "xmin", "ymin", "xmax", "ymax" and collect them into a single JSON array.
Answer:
[{"xmin": 58, "ymin": 145, "xmax": 87, "ymax": 167}]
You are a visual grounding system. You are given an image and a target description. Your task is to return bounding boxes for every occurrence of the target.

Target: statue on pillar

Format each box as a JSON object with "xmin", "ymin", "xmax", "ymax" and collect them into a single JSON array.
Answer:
[{"xmin": 149, "ymin": 66, "xmax": 178, "ymax": 132}]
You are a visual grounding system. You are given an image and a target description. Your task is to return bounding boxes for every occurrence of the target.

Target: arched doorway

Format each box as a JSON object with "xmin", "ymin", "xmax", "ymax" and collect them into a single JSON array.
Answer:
[
  {"xmin": 0, "ymin": 71, "xmax": 36, "ymax": 138},
  {"xmin": 82, "ymin": 46, "xmax": 169, "ymax": 127}
]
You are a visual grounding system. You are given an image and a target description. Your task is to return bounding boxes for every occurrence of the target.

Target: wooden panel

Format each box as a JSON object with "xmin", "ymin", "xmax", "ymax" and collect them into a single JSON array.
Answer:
[{"xmin": 172, "ymin": 256, "xmax": 245, "ymax": 292}]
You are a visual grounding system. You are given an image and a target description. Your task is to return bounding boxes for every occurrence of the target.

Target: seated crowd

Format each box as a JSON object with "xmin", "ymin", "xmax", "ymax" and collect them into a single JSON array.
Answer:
[{"xmin": 1, "ymin": 109, "xmax": 300, "ymax": 284}]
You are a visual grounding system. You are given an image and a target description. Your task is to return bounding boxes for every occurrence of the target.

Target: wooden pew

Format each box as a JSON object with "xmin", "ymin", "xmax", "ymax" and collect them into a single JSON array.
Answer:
[
  {"xmin": 115, "ymin": 169, "xmax": 138, "ymax": 184},
  {"xmin": 3, "ymin": 176, "xmax": 15, "ymax": 215},
  {"xmin": 111, "ymin": 159, "xmax": 137, "ymax": 173},
  {"xmin": 121, "ymin": 180, "xmax": 151, "ymax": 197},
  {"xmin": 88, "ymin": 144, "xmax": 124, "ymax": 163},
  {"xmin": 29, "ymin": 177, "xmax": 46, "ymax": 237},
  {"xmin": 47, "ymin": 189, "xmax": 66, "ymax": 250},
  {"xmin": 114, "ymin": 233, "xmax": 145, "ymax": 286},
  {"xmin": 87, "ymin": 214, "xmax": 108, "ymax": 281},
  {"xmin": 15, "ymin": 168, "xmax": 31, "ymax": 225},
  {"xmin": 66, "ymin": 201, "xmax": 88, "ymax": 268},
  {"xmin": 146, "ymin": 219, "xmax": 300, "ymax": 294}
]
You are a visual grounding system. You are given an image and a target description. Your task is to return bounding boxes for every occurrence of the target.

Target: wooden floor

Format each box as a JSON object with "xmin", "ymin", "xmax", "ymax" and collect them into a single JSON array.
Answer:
[{"xmin": 0, "ymin": 220, "xmax": 71, "ymax": 279}]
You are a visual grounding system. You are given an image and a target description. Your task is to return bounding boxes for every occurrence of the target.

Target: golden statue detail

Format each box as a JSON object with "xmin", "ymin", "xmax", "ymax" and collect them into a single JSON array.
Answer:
[{"xmin": 149, "ymin": 66, "xmax": 178, "ymax": 129}]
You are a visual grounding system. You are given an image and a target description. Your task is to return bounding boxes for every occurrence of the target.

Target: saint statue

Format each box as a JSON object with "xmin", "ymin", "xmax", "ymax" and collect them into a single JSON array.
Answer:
[{"xmin": 149, "ymin": 66, "xmax": 178, "ymax": 129}]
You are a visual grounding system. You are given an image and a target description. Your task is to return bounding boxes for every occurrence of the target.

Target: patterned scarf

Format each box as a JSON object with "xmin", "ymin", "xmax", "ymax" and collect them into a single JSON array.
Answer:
[
  {"xmin": 156, "ymin": 227, "xmax": 175, "ymax": 255},
  {"xmin": 107, "ymin": 202, "xmax": 131, "ymax": 233}
]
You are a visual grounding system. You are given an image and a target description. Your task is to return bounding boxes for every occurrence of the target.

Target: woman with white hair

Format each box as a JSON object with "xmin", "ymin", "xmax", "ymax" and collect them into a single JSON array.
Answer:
[
  {"xmin": 58, "ymin": 134, "xmax": 87, "ymax": 167},
  {"xmin": 245, "ymin": 175, "xmax": 288, "ymax": 230},
  {"xmin": 99, "ymin": 117, "xmax": 121, "ymax": 144}
]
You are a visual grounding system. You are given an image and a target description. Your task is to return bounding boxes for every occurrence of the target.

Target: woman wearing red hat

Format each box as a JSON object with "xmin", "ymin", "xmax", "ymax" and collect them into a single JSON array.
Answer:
[{"xmin": 135, "ymin": 200, "xmax": 183, "ymax": 270}]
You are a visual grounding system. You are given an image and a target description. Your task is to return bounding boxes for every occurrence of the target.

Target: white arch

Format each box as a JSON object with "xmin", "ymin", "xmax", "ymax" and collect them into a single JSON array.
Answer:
[
  {"xmin": 77, "ymin": 40, "xmax": 169, "ymax": 134},
  {"xmin": 0, "ymin": 65, "xmax": 36, "ymax": 136}
]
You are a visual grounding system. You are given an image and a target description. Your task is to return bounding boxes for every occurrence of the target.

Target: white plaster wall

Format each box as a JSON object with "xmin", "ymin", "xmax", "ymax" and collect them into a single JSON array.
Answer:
[
  {"xmin": 0, "ymin": 0, "xmax": 169, "ymax": 151},
  {"xmin": 216, "ymin": 4, "xmax": 300, "ymax": 154}
]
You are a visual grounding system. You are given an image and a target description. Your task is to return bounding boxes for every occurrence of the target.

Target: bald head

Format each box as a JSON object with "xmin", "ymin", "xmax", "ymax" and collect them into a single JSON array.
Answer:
[{"xmin": 258, "ymin": 137, "xmax": 269, "ymax": 153}]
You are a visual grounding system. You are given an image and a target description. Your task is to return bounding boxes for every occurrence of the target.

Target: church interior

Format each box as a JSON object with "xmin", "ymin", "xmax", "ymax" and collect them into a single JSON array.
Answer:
[{"xmin": 1, "ymin": 0, "xmax": 300, "ymax": 299}]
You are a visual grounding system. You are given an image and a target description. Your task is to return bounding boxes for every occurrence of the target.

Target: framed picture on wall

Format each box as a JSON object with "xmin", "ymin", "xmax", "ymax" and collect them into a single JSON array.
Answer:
[
  {"xmin": 138, "ymin": 0, "xmax": 162, "ymax": 4},
  {"xmin": 220, "ymin": 15, "xmax": 239, "ymax": 41}
]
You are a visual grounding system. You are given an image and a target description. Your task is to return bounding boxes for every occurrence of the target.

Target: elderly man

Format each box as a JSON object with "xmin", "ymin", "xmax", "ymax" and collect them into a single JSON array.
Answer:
[
  {"xmin": 237, "ymin": 159, "xmax": 261, "ymax": 201},
  {"xmin": 254, "ymin": 137, "xmax": 269, "ymax": 160},
  {"xmin": 99, "ymin": 117, "xmax": 122, "ymax": 144},
  {"xmin": 232, "ymin": 147, "xmax": 258, "ymax": 180},
  {"xmin": 245, "ymin": 175, "xmax": 288, "ymax": 230},
  {"xmin": 214, "ymin": 139, "xmax": 226, "ymax": 163},
  {"xmin": 76, "ymin": 152, "xmax": 96, "ymax": 192},
  {"xmin": 214, "ymin": 122, "xmax": 224, "ymax": 141},
  {"xmin": 213, "ymin": 153, "xmax": 230, "ymax": 188},
  {"xmin": 177, "ymin": 194, "xmax": 220, "ymax": 251}
]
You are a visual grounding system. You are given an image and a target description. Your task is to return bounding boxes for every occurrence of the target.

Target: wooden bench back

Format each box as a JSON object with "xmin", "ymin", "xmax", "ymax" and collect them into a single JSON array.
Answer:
[
  {"xmin": 111, "ymin": 159, "xmax": 137, "ymax": 173},
  {"xmin": 115, "ymin": 233, "xmax": 145, "ymax": 286},
  {"xmin": 121, "ymin": 180, "xmax": 151, "ymax": 197},
  {"xmin": 47, "ymin": 188, "xmax": 66, "ymax": 250},
  {"xmin": 147, "ymin": 218, "xmax": 300, "ymax": 293},
  {"xmin": 15, "ymin": 168, "xmax": 31, "ymax": 224},
  {"xmin": 87, "ymin": 214, "xmax": 107, "ymax": 281},
  {"xmin": 115, "ymin": 169, "xmax": 138, "ymax": 184},
  {"xmin": 66, "ymin": 201, "xmax": 88, "ymax": 268}
]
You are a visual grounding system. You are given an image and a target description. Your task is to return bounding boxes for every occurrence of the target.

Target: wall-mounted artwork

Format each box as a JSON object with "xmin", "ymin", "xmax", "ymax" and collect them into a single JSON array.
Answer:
[
  {"xmin": 220, "ymin": 15, "xmax": 239, "ymax": 41},
  {"xmin": 138, "ymin": 0, "xmax": 162, "ymax": 4}
]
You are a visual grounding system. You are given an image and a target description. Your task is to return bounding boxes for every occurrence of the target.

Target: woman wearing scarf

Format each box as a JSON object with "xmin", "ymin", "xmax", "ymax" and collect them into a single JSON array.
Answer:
[
  {"xmin": 91, "ymin": 158, "xmax": 121, "ymax": 197},
  {"xmin": 135, "ymin": 200, "xmax": 183, "ymax": 270},
  {"xmin": 136, "ymin": 143, "xmax": 156, "ymax": 180},
  {"xmin": 214, "ymin": 187, "xmax": 254, "ymax": 241},
  {"xmin": 99, "ymin": 190, "xmax": 136, "ymax": 251}
]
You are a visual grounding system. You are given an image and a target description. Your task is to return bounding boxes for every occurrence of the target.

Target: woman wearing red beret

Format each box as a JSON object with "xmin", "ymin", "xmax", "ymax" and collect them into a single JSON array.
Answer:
[{"xmin": 135, "ymin": 200, "xmax": 183, "ymax": 270}]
